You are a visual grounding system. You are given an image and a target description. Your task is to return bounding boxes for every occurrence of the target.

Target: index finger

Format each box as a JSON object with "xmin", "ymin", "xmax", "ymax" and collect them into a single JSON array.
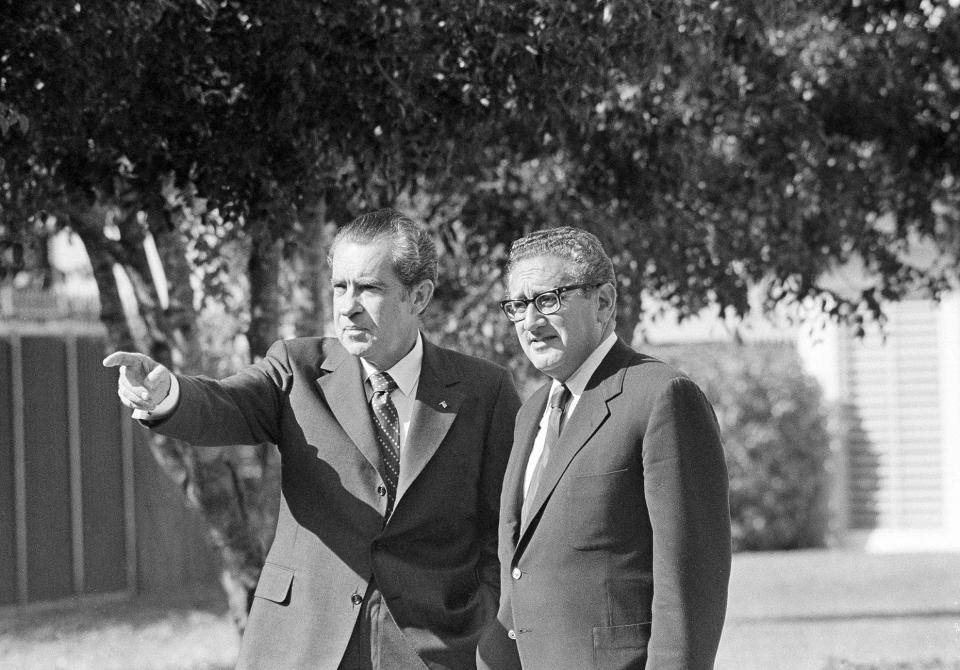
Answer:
[{"xmin": 102, "ymin": 351, "xmax": 146, "ymax": 370}]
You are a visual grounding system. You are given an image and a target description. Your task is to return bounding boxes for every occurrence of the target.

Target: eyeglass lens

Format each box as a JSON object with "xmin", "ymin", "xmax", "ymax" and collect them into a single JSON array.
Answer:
[
  {"xmin": 534, "ymin": 292, "xmax": 560, "ymax": 313},
  {"xmin": 503, "ymin": 290, "xmax": 561, "ymax": 320}
]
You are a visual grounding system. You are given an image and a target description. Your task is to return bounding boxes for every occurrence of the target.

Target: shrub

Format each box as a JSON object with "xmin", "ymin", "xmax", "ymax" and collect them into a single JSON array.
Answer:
[{"xmin": 647, "ymin": 341, "xmax": 832, "ymax": 551}]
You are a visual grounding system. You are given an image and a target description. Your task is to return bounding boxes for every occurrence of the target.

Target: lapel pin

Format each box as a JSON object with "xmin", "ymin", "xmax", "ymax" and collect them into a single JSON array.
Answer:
[{"xmin": 439, "ymin": 400, "xmax": 448, "ymax": 408}]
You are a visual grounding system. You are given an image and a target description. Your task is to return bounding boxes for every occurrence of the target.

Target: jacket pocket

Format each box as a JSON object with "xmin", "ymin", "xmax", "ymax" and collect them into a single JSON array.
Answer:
[
  {"xmin": 592, "ymin": 623, "xmax": 648, "ymax": 669},
  {"xmin": 570, "ymin": 468, "xmax": 630, "ymax": 499},
  {"xmin": 254, "ymin": 562, "xmax": 294, "ymax": 605}
]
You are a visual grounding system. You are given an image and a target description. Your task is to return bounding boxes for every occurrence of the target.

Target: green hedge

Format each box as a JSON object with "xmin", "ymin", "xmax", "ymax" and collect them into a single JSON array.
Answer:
[{"xmin": 647, "ymin": 341, "xmax": 832, "ymax": 551}]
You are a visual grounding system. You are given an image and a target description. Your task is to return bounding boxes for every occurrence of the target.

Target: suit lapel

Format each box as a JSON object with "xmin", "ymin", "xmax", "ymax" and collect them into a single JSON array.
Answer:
[
  {"xmin": 516, "ymin": 340, "xmax": 632, "ymax": 543},
  {"xmin": 502, "ymin": 385, "xmax": 550, "ymax": 547},
  {"xmin": 396, "ymin": 339, "xmax": 463, "ymax": 503},
  {"xmin": 316, "ymin": 345, "xmax": 381, "ymax": 472}
]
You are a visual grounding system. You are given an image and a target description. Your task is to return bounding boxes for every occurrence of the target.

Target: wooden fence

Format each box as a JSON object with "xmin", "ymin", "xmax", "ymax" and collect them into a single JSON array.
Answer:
[{"xmin": 0, "ymin": 323, "xmax": 219, "ymax": 608}]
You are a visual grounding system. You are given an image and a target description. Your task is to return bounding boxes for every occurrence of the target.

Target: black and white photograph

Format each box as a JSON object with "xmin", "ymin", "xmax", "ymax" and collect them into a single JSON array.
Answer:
[{"xmin": 1, "ymin": 2, "xmax": 959, "ymax": 669}]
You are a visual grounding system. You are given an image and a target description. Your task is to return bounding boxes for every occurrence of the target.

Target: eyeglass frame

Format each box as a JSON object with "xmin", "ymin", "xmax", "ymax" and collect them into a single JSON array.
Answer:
[{"xmin": 498, "ymin": 282, "xmax": 602, "ymax": 322}]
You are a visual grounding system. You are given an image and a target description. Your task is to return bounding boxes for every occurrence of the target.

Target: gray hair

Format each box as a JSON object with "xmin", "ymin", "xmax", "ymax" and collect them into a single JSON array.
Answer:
[
  {"xmin": 506, "ymin": 226, "xmax": 616, "ymax": 288},
  {"xmin": 330, "ymin": 208, "xmax": 438, "ymax": 288}
]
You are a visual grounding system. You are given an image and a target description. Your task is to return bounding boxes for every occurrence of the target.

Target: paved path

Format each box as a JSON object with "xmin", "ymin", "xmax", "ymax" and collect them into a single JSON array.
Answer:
[{"xmin": 717, "ymin": 550, "xmax": 960, "ymax": 670}]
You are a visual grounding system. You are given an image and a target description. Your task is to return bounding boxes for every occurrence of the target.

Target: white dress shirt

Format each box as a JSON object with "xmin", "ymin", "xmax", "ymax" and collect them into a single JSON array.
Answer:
[
  {"xmin": 523, "ymin": 331, "xmax": 618, "ymax": 496},
  {"xmin": 359, "ymin": 333, "xmax": 423, "ymax": 450}
]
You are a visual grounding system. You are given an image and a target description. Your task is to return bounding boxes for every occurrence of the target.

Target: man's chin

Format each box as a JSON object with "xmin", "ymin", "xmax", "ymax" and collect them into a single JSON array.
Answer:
[
  {"xmin": 338, "ymin": 335, "xmax": 371, "ymax": 356},
  {"xmin": 527, "ymin": 351, "xmax": 564, "ymax": 375}
]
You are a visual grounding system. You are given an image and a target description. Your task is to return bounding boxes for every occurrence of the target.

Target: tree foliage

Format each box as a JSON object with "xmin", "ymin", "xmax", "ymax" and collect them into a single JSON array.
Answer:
[{"xmin": 5, "ymin": 2, "xmax": 960, "ymax": 338}]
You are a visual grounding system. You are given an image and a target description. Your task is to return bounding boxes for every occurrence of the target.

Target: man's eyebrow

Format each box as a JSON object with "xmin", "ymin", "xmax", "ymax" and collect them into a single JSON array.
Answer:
[
  {"xmin": 352, "ymin": 276, "xmax": 387, "ymax": 288},
  {"xmin": 331, "ymin": 274, "xmax": 383, "ymax": 284}
]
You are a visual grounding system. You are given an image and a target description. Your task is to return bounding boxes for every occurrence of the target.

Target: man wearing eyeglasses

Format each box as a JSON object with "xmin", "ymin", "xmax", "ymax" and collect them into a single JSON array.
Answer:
[{"xmin": 477, "ymin": 226, "xmax": 731, "ymax": 670}]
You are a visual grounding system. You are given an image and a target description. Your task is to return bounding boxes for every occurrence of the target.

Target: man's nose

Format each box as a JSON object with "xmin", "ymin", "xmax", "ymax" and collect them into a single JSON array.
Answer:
[
  {"xmin": 521, "ymin": 304, "xmax": 545, "ymax": 329},
  {"xmin": 336, "ymin": 290, "xmax": 362, "ymax": 315}
]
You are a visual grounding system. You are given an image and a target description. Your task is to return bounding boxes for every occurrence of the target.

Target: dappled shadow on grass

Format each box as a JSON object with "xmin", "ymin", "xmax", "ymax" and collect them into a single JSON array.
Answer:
[
  {"xmin": 0, "ymin": 586, "xmax": 239, "ymax": 670},
  {"xmin": 824, "ymin": 659, "xmax": 960, "ymax": 670},
  {"xmin": 717, "ymin": 551, "xmax": 960, "ymax": 670},
  {"xmin": 734, "ymin": 609, "xmax": 960, "ymax": 624},
  {"xmin": 0, "ymin": 585, "xmax": 230, "ymax": 641}
]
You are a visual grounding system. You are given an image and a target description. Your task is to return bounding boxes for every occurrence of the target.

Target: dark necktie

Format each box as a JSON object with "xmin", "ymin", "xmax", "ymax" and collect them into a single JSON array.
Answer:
[
  {"xmin": 369, "ymin": 371, "xmax": 401, "ymax": 518},
  {"xmin": 521, "ymin": 383, "xmax": 570, "ymax": 525}
]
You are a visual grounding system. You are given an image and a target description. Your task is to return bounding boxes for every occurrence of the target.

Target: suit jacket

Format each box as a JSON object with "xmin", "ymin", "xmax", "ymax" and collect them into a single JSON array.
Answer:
[
  {"xmin": 149, "ymin": 335, "xmax": 521, "ymax": 669},
  {"xmin": 478, "ymin": 339, "xmax": 731, "ymax": 670}
]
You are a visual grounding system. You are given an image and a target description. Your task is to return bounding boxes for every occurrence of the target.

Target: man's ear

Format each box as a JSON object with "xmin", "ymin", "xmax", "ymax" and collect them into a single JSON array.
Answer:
[
  {"xmin": 410, "ymin": 279, "xmax": 435, "ymax": 315},
  {"xmin": 596, "ymin": 282, "xmax": 617, "ymax": 322}
]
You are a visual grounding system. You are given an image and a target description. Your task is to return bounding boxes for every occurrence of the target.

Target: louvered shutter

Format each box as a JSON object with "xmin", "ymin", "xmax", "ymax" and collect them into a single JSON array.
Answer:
[{"xmin": 843, "ymin": 299, "xmax": 943, "ymax": 530}]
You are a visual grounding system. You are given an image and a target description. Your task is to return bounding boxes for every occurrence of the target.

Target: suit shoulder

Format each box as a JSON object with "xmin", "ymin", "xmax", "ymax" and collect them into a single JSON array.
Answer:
[
  {"xmin": 621, "ymin": 350, "xmax": 696, "ymax": 390},
  {"xmin": 270, "ymin": 336, "xmax": 340, "ymax": 357},
  {"xmin": 615, "ymin": 351, "xmax": 717, "ymax": 421},
  {"xmin": 278, "ymin": 337, "xmax": 343, "ymax": 351},
  {"xmin": 432, "ymin": 343, "xmax": 510, "ymax": 378},
  {"xmin": 264, "ymin": 337, "xmax": 344, "ymax": 378}
]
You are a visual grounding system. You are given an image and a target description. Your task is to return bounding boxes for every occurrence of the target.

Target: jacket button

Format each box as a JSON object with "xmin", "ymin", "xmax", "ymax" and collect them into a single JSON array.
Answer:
[
  {"xmin": 507, "ymin": 629, "xmax": 517, "ymax": 640},
  {"xmin": 376, "ymin": 484, "xmax": 387, "ymax": 497},
  {"xmin": 511, "ymin": 567, "xmax": 522, "ymax": 580},
  {"xmin": 351, "ymin": 593, "xmax": 363, "ymax": 606}
]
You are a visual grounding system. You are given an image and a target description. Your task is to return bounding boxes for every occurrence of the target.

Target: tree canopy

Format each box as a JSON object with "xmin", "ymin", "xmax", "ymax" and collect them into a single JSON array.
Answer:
[{"xmin": 4, "ymin": 2, "xmax": 960, "ymax": 343}]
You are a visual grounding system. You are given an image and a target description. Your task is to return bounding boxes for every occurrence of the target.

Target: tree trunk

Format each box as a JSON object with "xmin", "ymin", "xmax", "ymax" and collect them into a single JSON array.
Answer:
[
  {"xmin": 248, "ymin": 227, "xmax": 283, "ymax": 357},
  {"xmin": 73, "ymin": 196, "xmax": 281, "ymax": 635},
  {"xmin": 289, "ymin": 197, "xmax": 336, "ymax": 338}
]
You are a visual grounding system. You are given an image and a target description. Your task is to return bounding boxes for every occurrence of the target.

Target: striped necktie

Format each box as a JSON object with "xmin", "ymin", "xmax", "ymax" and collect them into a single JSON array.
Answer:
[{"xmin": 369, "ymin": 371, "xmax": 401, "ymax": 518}]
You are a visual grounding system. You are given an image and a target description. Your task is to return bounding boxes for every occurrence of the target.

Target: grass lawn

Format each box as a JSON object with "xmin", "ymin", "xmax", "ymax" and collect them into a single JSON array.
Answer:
[
  {"xmin": 2, "ymin": 550, "xmax": 958, "ymax": 669},
  {"xmin": 717, "ymin": 550, "xmax": 960, "ymax": 670},
  {"xmin": 0, "ymin": 587, "xmax": 238, "ymax": 670}
]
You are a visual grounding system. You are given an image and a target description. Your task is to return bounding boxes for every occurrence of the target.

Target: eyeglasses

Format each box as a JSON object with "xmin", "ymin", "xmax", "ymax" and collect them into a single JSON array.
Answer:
[{"xmin": 498, "ymin": 283, "xmax": 600, "ymax": 322}]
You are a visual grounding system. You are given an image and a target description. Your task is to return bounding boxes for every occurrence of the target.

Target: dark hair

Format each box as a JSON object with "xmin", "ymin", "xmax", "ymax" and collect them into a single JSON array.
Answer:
[
  {"xmin": 330, "ymin": 208, "xmax": 438, "ymax": 288},
  {"xmin": 506, "ymin": 226, "xmax": 616, "ymax": 288}
]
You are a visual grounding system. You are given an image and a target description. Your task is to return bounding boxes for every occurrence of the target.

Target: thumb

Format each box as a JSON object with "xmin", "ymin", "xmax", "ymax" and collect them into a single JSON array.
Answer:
[
  {"xmin": 146, "ymin": 364, "xmax": 167, "ymax": 383},
  {"xmin": 144, "ymin": 363, "xmax": 172, "ymax": 393}
]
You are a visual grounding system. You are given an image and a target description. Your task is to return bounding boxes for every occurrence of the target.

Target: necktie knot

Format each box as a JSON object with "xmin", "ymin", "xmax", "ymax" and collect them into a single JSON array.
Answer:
[
  {"xmin": 370, "ymin": 371, "xmax": 398, "ymax": 395},
  {"xmin": 550, "ymin": 383, "xmax": 570, "ymax": 410}
]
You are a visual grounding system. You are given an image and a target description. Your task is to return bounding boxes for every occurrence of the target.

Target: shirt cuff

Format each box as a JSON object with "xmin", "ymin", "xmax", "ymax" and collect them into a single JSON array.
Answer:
[{"xmin": 132, "ymin": 374, "xmax": 180, "ymax": 421}]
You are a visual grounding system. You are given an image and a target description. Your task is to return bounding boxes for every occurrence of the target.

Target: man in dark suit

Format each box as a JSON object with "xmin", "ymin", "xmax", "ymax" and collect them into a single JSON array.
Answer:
[
  {"xmin": 477, "ymin": 227, "xmax": 731, "ymax": 670},
  {"xmin": 105, "ymin": 209, "xmax": 521, "ymax": 669}
]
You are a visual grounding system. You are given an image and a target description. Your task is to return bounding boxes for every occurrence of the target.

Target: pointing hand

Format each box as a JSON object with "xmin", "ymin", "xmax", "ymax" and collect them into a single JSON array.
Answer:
[{"xmin": 102, "ymin": 351, "xmax": 172, "ymax": 413}]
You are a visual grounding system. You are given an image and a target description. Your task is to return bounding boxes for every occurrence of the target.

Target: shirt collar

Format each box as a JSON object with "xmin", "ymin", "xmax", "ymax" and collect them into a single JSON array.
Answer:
[
  {"xmin": 360, "ymin": 331, "xmax": 423, "ymax": 397},
  {"xmin": 559, "ymin": 331, "xmax": 618, "ymax": 398}
]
